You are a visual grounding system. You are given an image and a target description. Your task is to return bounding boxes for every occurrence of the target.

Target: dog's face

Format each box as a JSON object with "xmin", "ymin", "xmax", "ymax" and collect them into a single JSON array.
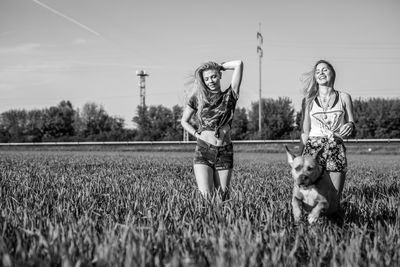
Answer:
[{"xmin": 285, "ymin": 146, "xmax": 323, "ymax": 188}]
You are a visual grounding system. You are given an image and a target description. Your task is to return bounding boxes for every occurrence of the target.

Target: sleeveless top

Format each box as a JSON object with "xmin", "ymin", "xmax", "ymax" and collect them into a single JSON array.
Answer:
[
  {"xmin": 309, "ymin": 90, "xmax": 346, "ymax": 139},
  {"xmin": 187, "ymin": 87, "xmax": 238, "ymax": 137}
]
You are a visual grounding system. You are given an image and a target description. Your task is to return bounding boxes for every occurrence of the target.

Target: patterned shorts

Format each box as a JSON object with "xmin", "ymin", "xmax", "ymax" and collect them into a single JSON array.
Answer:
[
  {"xmin": 193, "ymin": 138, "xmax": 234, "ymax": 170},
  {"xmin": 303, "ymin": 136, "xmax": 347, "ymax": 172}
]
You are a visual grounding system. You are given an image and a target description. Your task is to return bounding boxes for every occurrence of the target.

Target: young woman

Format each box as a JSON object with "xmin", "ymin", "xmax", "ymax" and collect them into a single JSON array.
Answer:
[
  {"xmin": 300, "ymin": 59, "xmax": 355, "ymax": 202},
  {"xmin": 181, "ymin": 60, "xmax": 243, "ymax": 199}
]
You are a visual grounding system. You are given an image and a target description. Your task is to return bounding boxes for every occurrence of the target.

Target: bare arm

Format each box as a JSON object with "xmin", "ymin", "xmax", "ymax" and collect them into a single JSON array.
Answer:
[
  {"xmin": 181, "ymin": 105, "xmax": 199, "ymax": 138},
  {"xmin": 300, "ymin": 104, "xmax": 311, "ymax": 154},
  {"xmin": 221, "ymin": 60, "xmax": 243, "ymax": 97},
  {"xmin": 339, "ymin": 92, "xmax": 355, "ymax": 137},
  {"xmin": 292, "ymin": 188, "xmax": 303, "ymax": 222}
]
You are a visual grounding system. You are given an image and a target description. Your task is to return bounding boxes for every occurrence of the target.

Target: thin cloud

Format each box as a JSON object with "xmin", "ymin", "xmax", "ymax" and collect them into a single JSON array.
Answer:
[
  {"xmin": 0, "ymin": 60, "xmax": 166, "ymax": 73},
  {"xmin": 72, "ymin": 38, "xmax": 87, "ymax": 45},
  {"xmin": 31, "ymin": 0, "xmax": 101, "ymax": 37},
  {"xmin": 0, "ymin": 62, "xmax": 72, "ymax": 73},
  {"xmin": 0, "ymin": 31, "xmax": 13, "ymax": 37},
  {"xmin": 0, "ymin": 67, "xmax": 61, "ymax": 92},
  {"xmin": 0, "ymin": 43, "xmax": 41, "ymax": 54}
]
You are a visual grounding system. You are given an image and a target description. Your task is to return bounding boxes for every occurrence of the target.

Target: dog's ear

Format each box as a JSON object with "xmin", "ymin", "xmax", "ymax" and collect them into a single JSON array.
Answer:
[{"xmin": 284, "ymin": 145, "xmax": 295, "ymax": 165}]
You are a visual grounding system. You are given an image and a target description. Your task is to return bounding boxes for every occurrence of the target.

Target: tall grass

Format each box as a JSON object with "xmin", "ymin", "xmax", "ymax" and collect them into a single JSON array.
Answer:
[{"xmin": 0, "ymin": 151, "xmax": 399, "ymax": 266}]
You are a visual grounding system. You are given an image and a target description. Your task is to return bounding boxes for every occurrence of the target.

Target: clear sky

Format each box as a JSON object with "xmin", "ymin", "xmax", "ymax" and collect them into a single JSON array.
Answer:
[{"xmin": 1, "ymin": 0, "xmax": 399, "ymax": 128}]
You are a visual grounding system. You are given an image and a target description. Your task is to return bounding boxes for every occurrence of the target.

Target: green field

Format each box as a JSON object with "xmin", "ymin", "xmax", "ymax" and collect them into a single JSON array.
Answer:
[{"xmin": 0, "ymin": 149, "xmax": 399, "ymax": 266}]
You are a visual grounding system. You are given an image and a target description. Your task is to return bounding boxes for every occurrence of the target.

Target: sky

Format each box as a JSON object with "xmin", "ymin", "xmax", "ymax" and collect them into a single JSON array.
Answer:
[{"xmin": 1, "ymin": 0, "xmax": 399, "ymax": 128}]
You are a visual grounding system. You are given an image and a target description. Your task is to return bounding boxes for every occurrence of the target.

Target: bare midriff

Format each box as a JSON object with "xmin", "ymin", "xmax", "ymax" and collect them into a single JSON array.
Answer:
[{"xmin": 198, "ymin": 124, "xmax": 232, "ymax": 146}]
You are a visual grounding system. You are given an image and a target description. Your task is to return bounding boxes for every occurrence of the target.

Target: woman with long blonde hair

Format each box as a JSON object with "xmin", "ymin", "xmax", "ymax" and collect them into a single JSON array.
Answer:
[
  {"xmin": 181, "ymin": 60, "xmax": 243, "ymax": 199},
  {"xmin": 300, "ymin": 60, "xmax": 355, "ymax": 205}
]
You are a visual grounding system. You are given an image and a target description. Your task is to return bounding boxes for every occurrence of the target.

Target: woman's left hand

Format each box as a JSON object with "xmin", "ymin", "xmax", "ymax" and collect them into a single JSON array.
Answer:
[
  {"xmin": 218, "ymin": 125, "xmax": 231, "ymax": 140},
  {"xmin": 339, "ymin": 122, "xmax": 354, "ymax": 137}
]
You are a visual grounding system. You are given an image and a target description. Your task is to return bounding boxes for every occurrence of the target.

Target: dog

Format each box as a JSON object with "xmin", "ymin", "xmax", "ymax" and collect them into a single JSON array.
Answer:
[{"xmin": 285, "ymin": 145, "xmax": 339, "ymax": 224}]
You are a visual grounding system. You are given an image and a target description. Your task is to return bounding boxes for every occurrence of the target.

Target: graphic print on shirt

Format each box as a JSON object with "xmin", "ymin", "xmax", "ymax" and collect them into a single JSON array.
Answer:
[
  {"xmin": 312, "ymin": 110, "xmax": 344, "ymax": 137},
  {"xmin": 189, "ymin": 88, "xmax": 237, "ymax": 132}
]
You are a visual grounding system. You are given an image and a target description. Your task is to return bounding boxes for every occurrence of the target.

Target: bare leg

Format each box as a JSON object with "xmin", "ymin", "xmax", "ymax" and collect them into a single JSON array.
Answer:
[
  {"xmin": 214, "ymin": 168, "xmax": 233, "ymax": 200},
  {"xmin": 329, "ymin": 171, "xmax": 346, "ymax": 200},
  {"xmin": 193, "ymin": 164, "xmax": 215, "ymax": 197},
  {"xmin": 328, "ymin": 171, "xmax": 346, "ymax": 223}
]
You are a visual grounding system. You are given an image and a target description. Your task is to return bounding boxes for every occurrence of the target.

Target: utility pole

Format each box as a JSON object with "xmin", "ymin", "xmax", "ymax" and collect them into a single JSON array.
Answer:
[
  {"xmin": 182, "ymin": 88, "xmax": 189, "ymax": 142},
  {"xmin": 183, "ymin": 128, "xmax": 189, "ymax": 142},
  {"xmin": 136, "ymin": 70, "xmax": 149, "ymax": 108},
  {"xmin": 257, "ymin": 23, "xmax": 263, "ymax": 137}
]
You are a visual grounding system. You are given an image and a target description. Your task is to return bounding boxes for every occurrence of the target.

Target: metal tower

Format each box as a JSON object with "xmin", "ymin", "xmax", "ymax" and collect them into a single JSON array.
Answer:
[{"xmin": 136, "ymin": 70, "xmax": 149, "ymax": 108}]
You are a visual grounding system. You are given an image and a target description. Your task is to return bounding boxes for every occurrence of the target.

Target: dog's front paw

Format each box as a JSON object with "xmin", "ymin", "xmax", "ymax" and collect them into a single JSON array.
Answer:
[
  {"xmin": 293, "ymin": 215, "xmax": 301, "ymax": 223},
  {"xmin": 293, "ymin": 211, "xmax": 301, "ymax": 222},
  {"xmin": 308, "ymin": 214, "xmax": 319, "ymax": 224}
]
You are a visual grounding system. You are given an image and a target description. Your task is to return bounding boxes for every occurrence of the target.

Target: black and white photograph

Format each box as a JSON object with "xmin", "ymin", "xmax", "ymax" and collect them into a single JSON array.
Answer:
[{"xmin": 0, "ymin": 0, "xmax": 399, "ymax": 266}]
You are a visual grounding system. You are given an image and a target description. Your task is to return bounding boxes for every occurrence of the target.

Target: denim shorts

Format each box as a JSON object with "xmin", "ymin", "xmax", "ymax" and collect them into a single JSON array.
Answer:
[
  {"xmin": 193, "ymin": 139, "xmax": 234, "ymax": 170},
  {"xmin": 303, "ymin": 136, "xmax": 347, "ymax": 172}
]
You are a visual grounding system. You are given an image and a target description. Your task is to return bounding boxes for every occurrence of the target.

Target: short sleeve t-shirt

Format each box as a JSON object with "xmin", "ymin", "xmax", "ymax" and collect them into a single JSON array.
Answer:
[{"xmin": 188, "ymin": 87, "xmax": 238, "ymax": 137}]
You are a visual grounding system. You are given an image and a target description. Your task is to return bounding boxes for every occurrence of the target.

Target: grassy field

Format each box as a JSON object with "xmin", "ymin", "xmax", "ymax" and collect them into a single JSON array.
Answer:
[{"xmin": 0, "ymin": 149, "xmax": 399, "ymax": 266}]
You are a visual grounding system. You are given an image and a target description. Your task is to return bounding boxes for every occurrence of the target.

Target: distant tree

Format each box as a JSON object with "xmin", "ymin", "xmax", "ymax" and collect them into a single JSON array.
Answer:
[
  {"xmin": 353, "ymin": 98, "xmax": 400, "ymax": 138},
  {"xmin": 133, "ymin": 104, "xmax": 185, "ymax": 141},
  {"xmin": 292, "ymin": 98, "xmax": 306, "ymax": 139},
  {"xmin": 25, "ymin": 109, "xmax": 45, "ymax": 142},
  {"xmin": 147, "ymin": 105, "xmax": 174, "ymax": 141},
  {"xmin": 353, "ymin": 99, "xmax": 376, "ymax": 138},
  {"xmin": 248, "ymin": 97, "xmax": 295, "ymax": 139},
  {"xmin": 0, "ymin": 109, "xmax": 46, "ymax": 142},
  {"xmin": 3, "ymin": 96, "xmax": 397, "ymax": 143},
  {"xmin": 385, "ymin": 99, "xmax": 400, "ymax": 138},
  {"xmin": 231, "ymin": 107, "xmax": 249, "ymax": 140},
  {"xmin": 80, "ymin": 102, "xmax": 106, "ymax": 136},
  {"xmin": 42, "ymin": 101, "xmax": 75, "ymax": 141},
  {"xmin": 0, "ymin": 128, "xmax": 10, "ymax": 143},
  {"xmin": 132, "ymin": 105, "xmax": 152, "ymax": 140},
  {"xmin": 167, "ymin": 105, "xmax": 184, "ymax": 141},
  {"xmin": 76, "ymin": 102, "xmax": 125, "ymax": 140},
  {"xmin": 72, "ymin": 107, "xmax": 85, "ymax": 139},
  {"xmin": 0, "ymin": 110, "xmax": 27, "ymax": 142}
]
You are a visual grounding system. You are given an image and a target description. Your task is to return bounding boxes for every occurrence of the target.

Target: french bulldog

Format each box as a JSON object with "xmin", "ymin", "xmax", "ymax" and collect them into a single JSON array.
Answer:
[{"xmin": 285, "ymin": 145, "xmax": 339, "ymax": 224}]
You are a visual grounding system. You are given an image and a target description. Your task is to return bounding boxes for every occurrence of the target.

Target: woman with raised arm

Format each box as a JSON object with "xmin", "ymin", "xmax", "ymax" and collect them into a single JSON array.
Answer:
[
  {"xmin": 300, "ymin": 59, "xmax": 355, "ymax": 203},
  {"xmin": 181, "ymin": 60, "xmax": 243, "ymax": 200}
]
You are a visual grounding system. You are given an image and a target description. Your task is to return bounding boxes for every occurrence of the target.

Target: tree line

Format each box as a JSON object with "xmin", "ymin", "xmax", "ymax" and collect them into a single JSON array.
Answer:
[{"xmin": 0, "ymin": 98, "xmax": 399, "ymax": 143}]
